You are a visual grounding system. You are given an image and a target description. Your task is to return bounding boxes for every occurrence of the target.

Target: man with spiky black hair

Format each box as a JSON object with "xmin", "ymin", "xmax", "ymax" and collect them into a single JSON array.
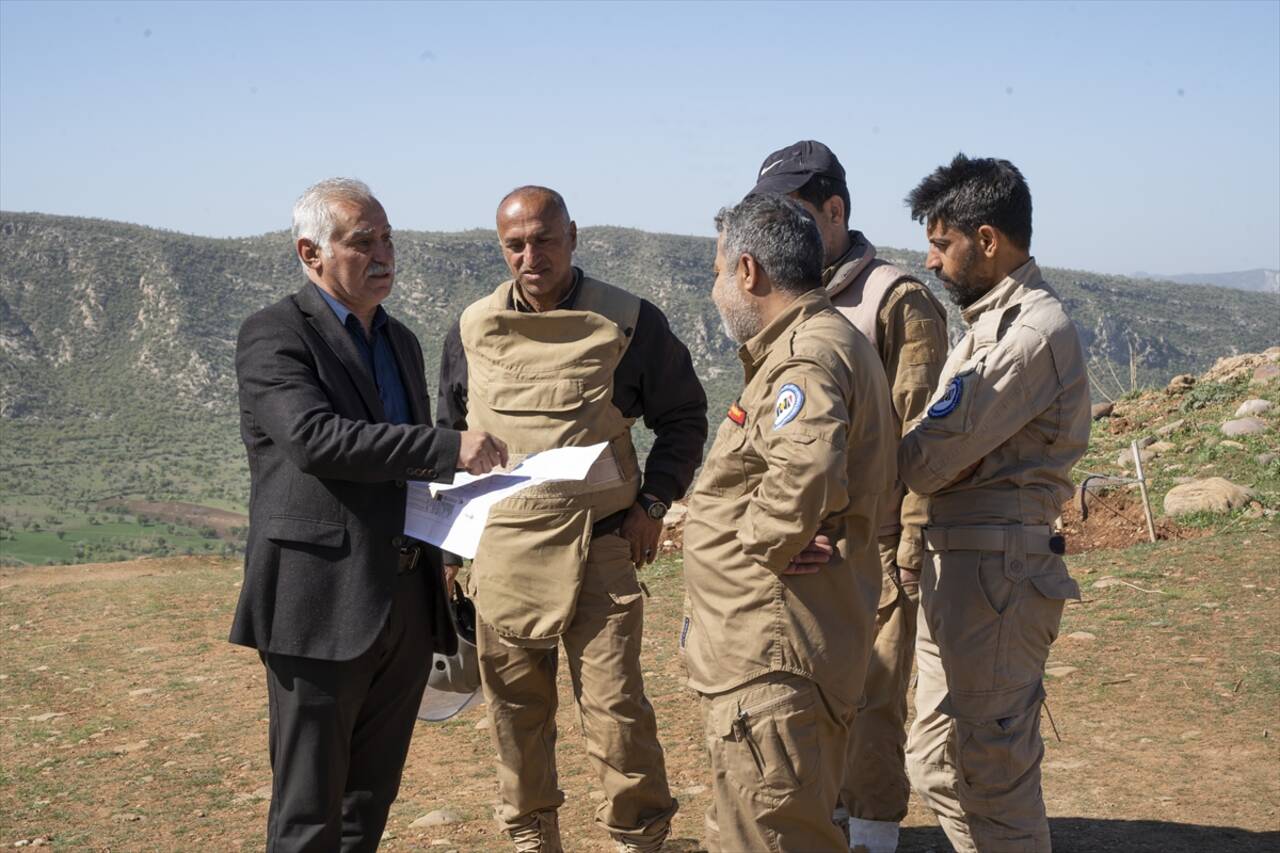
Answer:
[{"xmin": 898, "ymin": 154, "xmax": 1090, "ymax": 853}]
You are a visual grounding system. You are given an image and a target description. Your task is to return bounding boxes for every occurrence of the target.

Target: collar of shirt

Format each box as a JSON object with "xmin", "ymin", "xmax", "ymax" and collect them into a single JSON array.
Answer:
[
  {"xmin": 314, "ymin": 283, "xmax": 389, "ymax": 335},
  {"xmin": 738, "ymin": 288, "xmax": 833, "ymax": 375},
  {"xmin": 510, "ymin": 267, "xmax": 583, "ymax": 313},
  {"xmin": 961, "ymin": 257, "xmax": 1042, "ymax": 326}
]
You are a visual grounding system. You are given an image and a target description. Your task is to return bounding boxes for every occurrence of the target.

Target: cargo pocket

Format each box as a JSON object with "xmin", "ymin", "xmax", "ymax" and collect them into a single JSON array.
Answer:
[
  {"xmin": 951, "ymin": 682, "xmax": 1045, "ymax": 812},
  {"xmin": 710, "ymin": 679, "xmax": 820, "ymax": 805},
  {"xmin": 471, "ymin": 504, "xmax": 592, "ymax": 642}
]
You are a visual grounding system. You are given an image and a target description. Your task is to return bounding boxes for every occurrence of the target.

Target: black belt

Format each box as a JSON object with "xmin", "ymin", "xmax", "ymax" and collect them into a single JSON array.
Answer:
[
  {"xmin": 591, "ymin": 509, "xmax": 628, "ymax": 539},
  {"xmin": 397, "ymin": 544, "xmax": 423, "ymax": 575}
]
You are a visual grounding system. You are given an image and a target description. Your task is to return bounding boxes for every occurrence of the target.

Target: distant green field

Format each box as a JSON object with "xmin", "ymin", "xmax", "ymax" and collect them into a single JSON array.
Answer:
[{"xmin": 0, "ymin": 513, "xmax": 235, "ymax": 566}]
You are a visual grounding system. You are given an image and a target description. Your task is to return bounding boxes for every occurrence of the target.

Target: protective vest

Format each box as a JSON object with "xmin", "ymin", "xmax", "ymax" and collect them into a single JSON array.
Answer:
[
  {"xmin": 458, "ymin": 276, "xmax": 642, "ymax": 643},
  {"xmin": 825, "ymin": 233, "xmax": 919, "ymax": 352}
]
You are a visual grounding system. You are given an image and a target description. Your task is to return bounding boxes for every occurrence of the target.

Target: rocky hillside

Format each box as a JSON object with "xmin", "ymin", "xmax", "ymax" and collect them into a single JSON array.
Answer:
[
  {"xmin": 0, "ymin": 211, "xmax": 1277, "ymax": 565},
  {"xmin": 1074, "ymin": 348, "xmax": 1279, "ymax": 535},
  {"xmin": 2, "ymin": 211, "xmax": 1277, "ymax": 425}
]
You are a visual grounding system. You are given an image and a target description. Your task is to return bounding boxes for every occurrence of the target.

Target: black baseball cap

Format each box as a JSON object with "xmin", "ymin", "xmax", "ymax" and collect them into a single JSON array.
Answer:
[{"xmin": 750, "ymin": 140, "xmax": 846, "ymax": 196}]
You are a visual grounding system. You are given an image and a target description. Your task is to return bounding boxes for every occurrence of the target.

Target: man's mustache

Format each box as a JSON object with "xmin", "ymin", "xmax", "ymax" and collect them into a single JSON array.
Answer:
[{"xmin": 368, "ymin": 263, "xmax": 395, "ymax": 276}]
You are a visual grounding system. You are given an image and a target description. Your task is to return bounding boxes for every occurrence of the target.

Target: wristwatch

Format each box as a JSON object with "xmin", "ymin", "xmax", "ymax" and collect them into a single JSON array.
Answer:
[{"xmin": 637, "ymin": 493, "xmax": 668, "ymax": 520}]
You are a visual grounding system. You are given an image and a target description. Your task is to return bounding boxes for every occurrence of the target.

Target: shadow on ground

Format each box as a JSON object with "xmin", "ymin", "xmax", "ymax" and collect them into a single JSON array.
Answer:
[{"xmin": 900, "ymin": 818, "xmax": 1280, "ymax": 852}]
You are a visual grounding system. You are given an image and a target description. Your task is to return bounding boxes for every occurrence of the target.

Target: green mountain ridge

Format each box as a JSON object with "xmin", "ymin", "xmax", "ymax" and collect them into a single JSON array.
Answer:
[{"xmin": 0, "ymin": 210, "xmax": 1276, "ymax": 564}]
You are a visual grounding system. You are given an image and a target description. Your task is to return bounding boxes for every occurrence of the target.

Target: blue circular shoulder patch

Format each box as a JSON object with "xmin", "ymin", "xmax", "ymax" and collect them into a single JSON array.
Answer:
[
  {"xmin": 772, "ymin": 383, "xmax": 805, "ymax": 429},
  {"xmin": 927, "ymin": 377, "xmax": 963, "ymax": 418}
]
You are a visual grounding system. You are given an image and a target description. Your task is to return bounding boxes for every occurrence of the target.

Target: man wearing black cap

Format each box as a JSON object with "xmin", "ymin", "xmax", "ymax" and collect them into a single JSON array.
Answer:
[{"xmin": 752, "ymin": 141, "xmax": 949, "ymax": 853}]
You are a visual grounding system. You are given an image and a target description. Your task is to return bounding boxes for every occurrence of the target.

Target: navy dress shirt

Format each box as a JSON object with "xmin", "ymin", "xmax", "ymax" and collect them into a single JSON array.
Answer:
[{"xmin": 315, "ymin": 285, "xmax": 412, "ymax": 426}]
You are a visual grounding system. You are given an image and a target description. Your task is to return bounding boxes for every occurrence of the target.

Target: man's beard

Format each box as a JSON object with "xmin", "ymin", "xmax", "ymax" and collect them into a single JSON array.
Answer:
[
  {"xmin": 715, "ymin": 275, "xmax": 763, "ymax": 343},
  {"xmin": 936, "ymin": 247, "xmax": 990, "ymax": 308}
]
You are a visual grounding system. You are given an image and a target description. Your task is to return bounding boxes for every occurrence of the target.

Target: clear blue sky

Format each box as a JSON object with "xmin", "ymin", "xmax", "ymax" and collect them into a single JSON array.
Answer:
[{"xmin": 2, "ymin": 0, "xmax": 1277, "ymax": 276}]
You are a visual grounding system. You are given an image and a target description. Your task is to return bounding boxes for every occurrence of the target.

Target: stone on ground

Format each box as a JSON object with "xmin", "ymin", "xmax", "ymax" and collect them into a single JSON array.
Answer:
[
  {"xmin": 1156, "ymin": 418, "xmax": 1186, "ymax": 436},
  {"xmin": 1163, "ymin": 477, "xmax": 1256, "ymax": 516},
  {"xmin": 1221, "ymin": 417, "xmax": 1268, "ymax": 436},
  {"xmin": 1091, "ymin": 401, "xmax": 1114, "ymax": 420},
  {"xmin": 410, "ymin": 809, "xmax": 464, "ymax": 828},
  {"xmin": 1234, "ymin": 399, "xmax": 1273, "ymax": 417}
]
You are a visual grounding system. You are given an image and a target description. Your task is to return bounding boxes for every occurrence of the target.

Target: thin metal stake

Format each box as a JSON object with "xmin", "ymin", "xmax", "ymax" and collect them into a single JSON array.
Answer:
[
  {"xmin": 1043, "ymin": 697, "xmax": 1062, "ymax": 743},
  {"xmin": 1130, "ymin": 440, "xmax": 1158, "ymax": 543}
]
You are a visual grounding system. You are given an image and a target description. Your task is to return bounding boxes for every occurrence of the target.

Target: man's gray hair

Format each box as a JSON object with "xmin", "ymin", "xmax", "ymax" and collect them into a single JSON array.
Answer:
[
  {"xmin": 292, "ymin": 177, "xmax": 378, "ymax": 264},
  {"xmin": 714, "ymin": 194, "xmax": 823, "ymax": 294}
]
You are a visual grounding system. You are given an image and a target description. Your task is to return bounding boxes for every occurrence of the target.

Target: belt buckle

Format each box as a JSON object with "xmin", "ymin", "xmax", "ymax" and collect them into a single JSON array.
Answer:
[{"xmin": 399, "ymin": 545, "xmax": 421, "ymax": 574}]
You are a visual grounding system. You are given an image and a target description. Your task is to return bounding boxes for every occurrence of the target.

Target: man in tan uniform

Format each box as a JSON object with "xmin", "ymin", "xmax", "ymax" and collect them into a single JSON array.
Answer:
[
  {"xmin": 898, "ymin": 155, "xmax": 1090, "ymax": 852},
  {"xmin": 752, "ymin": 140, "xmax": 949, "ymax": 853},
  {"xmin": 683, "ymin": 192, "xmax": 896, "ymax": 853},
  {"xmin": 436, "ymin": 187, "xmax": 706, "ymax": 853}
]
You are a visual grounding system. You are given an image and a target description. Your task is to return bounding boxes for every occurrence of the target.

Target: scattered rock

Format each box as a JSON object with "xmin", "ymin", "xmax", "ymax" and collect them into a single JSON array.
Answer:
[
  {"xmin": 1091, "ymin": 401, "xmax": 1115, "ymax": 420},
  {"xmin": 1118, "ymin": 441, "xmax": 1173, "ymax": 467},
  {"xmin": 474, "ymin": 718, "xmax": 490, "ymax": 730},
  {"xmin": 1155, "ymin": 419, "xmax": 1186, "ymax": 436},
  {"xmin": 127, "ymin": 688, "xmax": 155, "ymax": 697},
  {"xmin": 26, "ymin": 712, "xmax": 67, "ymax": 722},
  {"xmin": 1065, "ymin": 631, "xmax": 1097, "ymax": 642},
  {"xmin": 1221, "ymin": 417, "xmax": 1268, "ymax": 437},
  {"xmin": 1163, "ymin": 478, "xmax": 1256, "ymax": 516},
  {"xmin": 1092, "ymin": 577, "xmax": 1121, "ymax": 589},
  {"xmin": 1166, "ymin": 374, "xmax": 1195, "ymax": 394},
  {"xmin": 1045, "ymin": 665, "xmax": 1078, "ymax": 678},
  {"xmin": 111, "ymin": 813, "xmax": 142, "ymax": 823},
  {"xmin": 112, "ymin": 740, "xmax": 150, "ymax": 754},
  {"xmin": 588, "ymin": 790, "xmax": 605, "ymax": 801},
  {"xmin": 664, "ymin": 503, "xmax": 688, "ymax": 525},
  {"xmin": 410, "ymin": 809, "xmax": 464, "ymax": 829},
  {"xmin": 1258, "ymin": 452, "xmax": 1278, "ymax": 466},
  {"xmin": 1235, "ymin": 399, "xmax": 1274, "ymax": 417},
  {"xmin": 1253, "ymin": 364, "xmax": 1280, "ymax": 385},
  {"xmin": 683, "ymin": 784, "xmax": 708, "ymax": 797},
  {"xmin": 253, "ymin": 785, "xmax": 272, "ymax": 800},
  {"xmin": 1245, "ymin": 502, "xmax": 1265, "ymax": 519},
  {"xmin": 1220, "ymin": 439, "xmax": 1246, "ymax": 450}
]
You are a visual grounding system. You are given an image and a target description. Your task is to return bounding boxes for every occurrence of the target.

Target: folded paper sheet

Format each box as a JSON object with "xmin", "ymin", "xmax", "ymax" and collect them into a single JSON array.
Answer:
[{"xmin": 404, "ymin": 442, "xmax": 608, "ymax": 558}]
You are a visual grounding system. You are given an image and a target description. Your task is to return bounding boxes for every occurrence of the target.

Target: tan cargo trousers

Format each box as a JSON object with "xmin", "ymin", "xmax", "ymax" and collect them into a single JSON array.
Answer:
[
  {"xmin": 905, "ymin": 545, "xmax": 1068, "ymax": 853},
  {"xmin": 475, "ymin": 533, "xmax": 677, "ymax": 843},
  {"xmin": 841, "ymin": 535, "xmax": 919, "ymax": 822},
  {"xmin": 700, "ymin": 672, "xmax": 853, "ymax": 853}
]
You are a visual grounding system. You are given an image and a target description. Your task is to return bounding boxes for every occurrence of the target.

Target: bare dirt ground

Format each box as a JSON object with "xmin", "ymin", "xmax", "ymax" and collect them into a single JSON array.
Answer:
[
  {"xmin": 2, "ymin": 525, "xmax": 1278, "ymax": 852},
  {"xmin": 97, "ymin": 500, "xmax": 248, "ymax": 537}
]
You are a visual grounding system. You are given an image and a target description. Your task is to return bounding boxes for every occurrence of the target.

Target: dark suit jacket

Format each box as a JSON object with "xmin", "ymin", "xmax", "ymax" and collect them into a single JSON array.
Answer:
[{"xmin": 230, "ymin": 282, "xmax": 460, "ymax": 661}]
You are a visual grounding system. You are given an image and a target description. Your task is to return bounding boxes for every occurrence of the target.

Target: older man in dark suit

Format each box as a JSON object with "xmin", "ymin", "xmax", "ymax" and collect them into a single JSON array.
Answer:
[{"xmin": 232, "ymin": 177, "xmax": 507, "ymax": 852}]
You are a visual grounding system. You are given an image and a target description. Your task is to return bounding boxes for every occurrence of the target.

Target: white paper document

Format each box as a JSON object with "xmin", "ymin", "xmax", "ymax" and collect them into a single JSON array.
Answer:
[{"xmin": 404, "ymin": 442, "xmax": 608, "ymax": 559}]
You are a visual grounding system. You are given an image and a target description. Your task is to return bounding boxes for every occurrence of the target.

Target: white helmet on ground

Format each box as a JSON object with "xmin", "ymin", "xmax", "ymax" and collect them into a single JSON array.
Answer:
[{"xmin": 417, "ymin": 582, "xmax": 482, "ymax": 722}]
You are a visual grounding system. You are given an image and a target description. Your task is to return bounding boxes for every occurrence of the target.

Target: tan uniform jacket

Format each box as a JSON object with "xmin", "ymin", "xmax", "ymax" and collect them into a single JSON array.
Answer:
[
  {"xmin": 899, "ymin": 259, "xmax": 1090, "ymax": 545},
  {"xmin": 824, "ymin": 231, "xmax": 949, "ymax": 571},
  {"xmin": 682, "ymin": 290, "xmax": 897, "ymax": 706}
]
